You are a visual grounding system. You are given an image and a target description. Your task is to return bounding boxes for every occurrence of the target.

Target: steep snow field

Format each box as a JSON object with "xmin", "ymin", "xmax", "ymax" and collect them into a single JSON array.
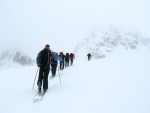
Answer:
[{"xmin": 0, "ymin": 47, "xmax": 150, "ymax": 113}]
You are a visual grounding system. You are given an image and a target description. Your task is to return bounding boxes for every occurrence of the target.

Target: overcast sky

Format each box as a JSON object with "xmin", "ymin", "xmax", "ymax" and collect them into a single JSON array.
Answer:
[{"xmin": 0, "ymin": 0, "xmax": 150, "ymax": 54}]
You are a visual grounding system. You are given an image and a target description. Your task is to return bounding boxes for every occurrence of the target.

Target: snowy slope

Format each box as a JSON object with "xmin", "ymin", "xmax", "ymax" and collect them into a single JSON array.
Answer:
[
  {"xmin": 74, "ymin": 28, "xmax": 150, "ymax": 60},
  {"xmin": 0, "ymin": 47, "xmax": 150, "ymax": 113}
]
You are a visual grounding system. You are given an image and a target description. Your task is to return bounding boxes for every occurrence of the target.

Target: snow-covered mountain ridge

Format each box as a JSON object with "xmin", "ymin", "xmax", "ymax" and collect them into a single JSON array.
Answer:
[
  {"xmin": 74, "ymin": 28, "xmax": 150, "ymax": 59},
  {"xmin": 0, "ymin": 50, "xmax": 34, "ymax": 69}
]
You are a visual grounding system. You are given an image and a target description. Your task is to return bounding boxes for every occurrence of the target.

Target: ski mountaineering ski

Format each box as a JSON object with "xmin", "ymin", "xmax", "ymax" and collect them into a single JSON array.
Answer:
[{"xmin": 33, "ymin": 91, "xmax": 47, "ymax": 103}]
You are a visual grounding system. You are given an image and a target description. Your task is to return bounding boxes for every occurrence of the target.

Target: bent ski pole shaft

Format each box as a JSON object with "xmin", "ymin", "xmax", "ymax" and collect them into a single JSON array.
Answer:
[{"xmin": 32, "ymin": 68, "xmax": 39, "ymax": 90}]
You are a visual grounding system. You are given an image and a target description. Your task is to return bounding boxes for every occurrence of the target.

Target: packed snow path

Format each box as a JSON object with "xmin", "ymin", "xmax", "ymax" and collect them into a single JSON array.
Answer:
[{"xmin": 0, "ymin": 48, "xmax": 150, "ymax": 113}]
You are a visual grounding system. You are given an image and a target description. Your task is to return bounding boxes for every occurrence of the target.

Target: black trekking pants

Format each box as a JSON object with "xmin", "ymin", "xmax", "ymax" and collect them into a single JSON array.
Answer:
[
  {"xmin": 60, "ymin": 61, "xmax": 64, "ymax": 70},
  {"xmin": 51, "ymin": 64, "xmax": 58, "ymax": 76},
  {"xmin": 88, "ymin": 57, "xmax": 91, "ymax": 61},
  {"xmin": 65, "ymin": 59, "xmax": 69, "ymax": 67},
  {"xmin": 37, "ymin": 66, "xmax": 50, "ymax": 90},
  {"xmin": 70, "ymin": 59, "xmax": 73, "ymax": 65}
]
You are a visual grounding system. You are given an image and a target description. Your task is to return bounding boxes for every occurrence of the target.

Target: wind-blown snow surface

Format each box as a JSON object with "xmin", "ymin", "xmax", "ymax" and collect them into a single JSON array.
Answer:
[{"xmin": 0, "ymin": 47, "xmax": 150, "ymax": 113}]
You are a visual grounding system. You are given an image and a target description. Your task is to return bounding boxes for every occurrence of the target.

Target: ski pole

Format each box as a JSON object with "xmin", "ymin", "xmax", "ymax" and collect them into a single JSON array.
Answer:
[
  {"xmin": 58, "ymin": 65, "xmax": 61, "ymax": 84},
  {"xmin": 32, "ymin": 68, "xmax": 39, "ymax": 90},
  {"xmin": 62, "ymin": 68, "xmax": 63, "ymax": 75}
]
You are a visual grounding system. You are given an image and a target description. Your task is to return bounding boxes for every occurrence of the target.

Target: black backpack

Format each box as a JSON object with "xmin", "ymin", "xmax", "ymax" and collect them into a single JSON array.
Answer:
[
  {"xmin": 36, "ymin": 49, "xmax": 51, "ymax": 65},
  {"xmin": 51, "ymin": 52, "xmax": 58, "ymax": 62}
]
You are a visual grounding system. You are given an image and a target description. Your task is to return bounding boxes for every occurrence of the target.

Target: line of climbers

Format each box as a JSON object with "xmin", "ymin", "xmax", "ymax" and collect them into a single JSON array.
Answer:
[{"xmin": 36, "ymin": 44, "xmax": 75, "ymax": 93}]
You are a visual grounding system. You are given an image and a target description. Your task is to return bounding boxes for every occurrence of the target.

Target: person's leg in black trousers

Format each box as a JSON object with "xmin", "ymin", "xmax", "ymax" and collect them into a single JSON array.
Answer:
[
  {"xmin": 60, "ymin": 61, "xmax": 63, "ymax": 70},
  {"xmin": 43, "ymin": 67, "xmax": 50, "ymax": 91},
  {"xmin": 37, "ymin": 67, "xmax": 44, "ymax": 92},
  {"xmin": 62, "ymin": 61, "xmax": 64, "ymax": 70},
  {"xmin": 70, "ymin": 59, "xmax": 73, "ymax": 65},
  {"xmin": 51, "ymin": 64, "xmax": 57, "ymax": 77}
]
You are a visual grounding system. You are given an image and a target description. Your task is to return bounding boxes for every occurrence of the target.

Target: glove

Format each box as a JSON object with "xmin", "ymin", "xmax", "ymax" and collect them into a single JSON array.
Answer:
[{"xmin": 37, "ymin": 64, "xmax": 41, "ymax": 67}]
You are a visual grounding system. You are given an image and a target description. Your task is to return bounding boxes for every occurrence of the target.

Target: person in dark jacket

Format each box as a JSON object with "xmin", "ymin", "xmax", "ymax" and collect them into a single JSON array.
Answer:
[
  {"xmin": 65, "ymin": 53, "xmax": 70, "ymax": 67},
  {"xmin": 87, "ymin": 53, "xmax": 91, "ymax": 61},
  {"xmin": 36, "ymin": 44, "xmax": 51, "ymax": 93},
  {"xmin": 69, "ymin": 53, "xmax": 75, "ymax": 65}
]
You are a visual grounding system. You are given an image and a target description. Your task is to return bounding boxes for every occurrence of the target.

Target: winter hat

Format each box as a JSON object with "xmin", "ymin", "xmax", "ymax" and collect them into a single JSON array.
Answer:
[{"xmin": 45, "ymin": 44, "xmax": 50, "ymax": 47}]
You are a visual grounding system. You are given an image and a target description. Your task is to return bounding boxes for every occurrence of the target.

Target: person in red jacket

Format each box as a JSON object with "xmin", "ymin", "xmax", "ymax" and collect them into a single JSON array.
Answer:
[{"xmin": 87, "ymin": 53, "xmax": 91, "ymax": 61}]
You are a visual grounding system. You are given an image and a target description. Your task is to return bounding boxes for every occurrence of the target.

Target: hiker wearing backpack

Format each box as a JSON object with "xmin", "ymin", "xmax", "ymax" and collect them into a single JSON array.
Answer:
[
  {"xmin": 87, "ymin": 53, "xmax": 91, "ymax": 61},
  {"xmin": 65, "ymin": 53, "xmax": 70, "ymax": 67},
  {"xmin": 36, "ymin": 44, "xmax": 51, "ymax": 93},
  {"xmin": 59, "ymin": 52, "xmax": 65, "ymax": 70},
  {"xmin": 69, "ymin": 53, "xmax": 75, "ymax": 65},
  {"xmin": 50, "ymin": 52, "xmax": 58, "ymax": 77},
  {"xmin": 50, "ymin": 52, "xmax": 62, "ymax": 78}
]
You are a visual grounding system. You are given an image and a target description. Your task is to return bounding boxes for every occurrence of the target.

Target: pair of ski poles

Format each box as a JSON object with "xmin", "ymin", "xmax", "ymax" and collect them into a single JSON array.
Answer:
[{"xmin": 32, "ymin": 66, "xmax": 62, "ymax": 90}]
